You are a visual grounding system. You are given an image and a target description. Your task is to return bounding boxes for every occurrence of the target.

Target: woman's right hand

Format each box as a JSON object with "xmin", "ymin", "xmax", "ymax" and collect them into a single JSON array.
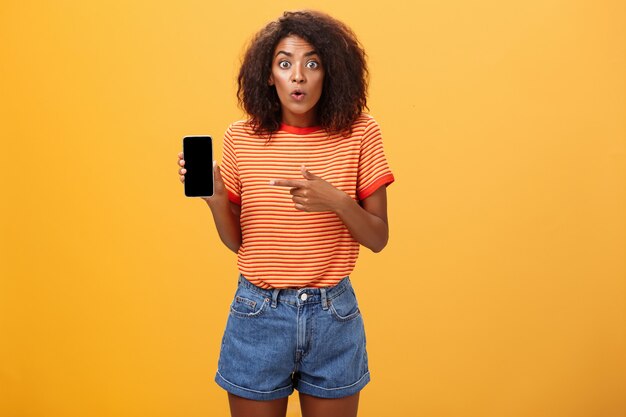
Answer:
[
  {"xmin": 178, "ymin": 152, "xmax": 242, "ymax": 253},
  {"xmin": 178, "ymin": 152, "xmax": 228, "ymax": 204}
]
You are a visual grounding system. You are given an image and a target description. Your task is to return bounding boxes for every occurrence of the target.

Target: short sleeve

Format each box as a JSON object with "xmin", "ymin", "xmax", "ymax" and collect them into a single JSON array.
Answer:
[
  {"xmin": 220, "ymin": 124, "xmax": 241, "ymax": 205},
  {"xmin": 356, "ymin": 117, "xmax": 395, "ymax": 201}
]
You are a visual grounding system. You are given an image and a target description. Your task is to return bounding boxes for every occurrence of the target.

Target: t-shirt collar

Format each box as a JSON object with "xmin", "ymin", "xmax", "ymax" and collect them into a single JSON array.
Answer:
[{"xmin": 279, "ymin": 123, "xmax": 322, "ymax": 135}]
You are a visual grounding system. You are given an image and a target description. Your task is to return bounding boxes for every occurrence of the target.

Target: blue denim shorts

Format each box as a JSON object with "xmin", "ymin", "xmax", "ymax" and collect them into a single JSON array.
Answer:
[{"xmin": 214, "ymin": 274, "xmax": 370, "ymax": 401}]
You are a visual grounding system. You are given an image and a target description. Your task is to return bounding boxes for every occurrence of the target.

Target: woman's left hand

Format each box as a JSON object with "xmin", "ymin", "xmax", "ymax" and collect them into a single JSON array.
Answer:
[{"xmin": 270, "ymin": 165, "xmax": 349, "ymax": 212}]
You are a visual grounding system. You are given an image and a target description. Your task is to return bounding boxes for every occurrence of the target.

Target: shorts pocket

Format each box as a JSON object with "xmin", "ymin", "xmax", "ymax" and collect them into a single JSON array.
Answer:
[
  {"xmin": 328, "ymin": 287, "xmax": 361, "ymax": 322},
  {"xmin": 229, "ymin": 287, "xmax": 270, "ymax": 318}
]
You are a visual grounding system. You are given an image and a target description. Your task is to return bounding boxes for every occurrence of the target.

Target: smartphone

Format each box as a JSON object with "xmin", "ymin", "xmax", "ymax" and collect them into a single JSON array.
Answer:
[{"xmin": 183, "ymin": 135, "xmax": 214, "ymax": 198}]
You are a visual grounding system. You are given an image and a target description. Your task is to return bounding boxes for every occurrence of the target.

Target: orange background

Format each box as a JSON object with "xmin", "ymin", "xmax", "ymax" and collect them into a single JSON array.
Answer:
[{"xmin": 1, "ymin": 1, "xmax": 624, "ymax": 416}]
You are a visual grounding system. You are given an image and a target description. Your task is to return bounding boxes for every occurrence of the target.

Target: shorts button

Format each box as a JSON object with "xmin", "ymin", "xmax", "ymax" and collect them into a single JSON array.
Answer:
[{"xmin": 300, "ymin": 293, "xmax": 308, "ymax": 301}]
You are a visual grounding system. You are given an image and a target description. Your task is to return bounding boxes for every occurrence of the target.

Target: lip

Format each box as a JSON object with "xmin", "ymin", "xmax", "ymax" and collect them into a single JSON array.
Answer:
[{"xmin": 290, "ymin": 89, "xmax": 306, "ymax": 102}]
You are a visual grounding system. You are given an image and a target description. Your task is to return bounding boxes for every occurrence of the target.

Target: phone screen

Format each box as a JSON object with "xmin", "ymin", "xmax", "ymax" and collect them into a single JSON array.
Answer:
[{"xmin": 183, "ymin": 136, "xmax": 214, "ymax": 197}]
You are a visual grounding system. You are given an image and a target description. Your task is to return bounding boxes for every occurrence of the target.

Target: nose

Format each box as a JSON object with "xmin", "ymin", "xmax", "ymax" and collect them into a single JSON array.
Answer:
[{"xmin": 291, "ymin": 64, "xmax": 305, "ymax": 83}]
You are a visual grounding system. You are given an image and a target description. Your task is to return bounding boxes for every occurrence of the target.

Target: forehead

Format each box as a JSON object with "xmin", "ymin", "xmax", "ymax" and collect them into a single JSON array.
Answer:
[{"xmin": 273, "ymin": 35, "xmax": 317, "ymax": 55}]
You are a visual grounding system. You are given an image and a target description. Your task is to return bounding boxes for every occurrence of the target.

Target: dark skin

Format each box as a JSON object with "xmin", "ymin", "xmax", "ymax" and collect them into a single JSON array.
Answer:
[
  {"xmin": 177, "ymin": 35, "xmax": 387, "ymax": 417},
  {"xmin": 271, "ymin": 164, "xmax": 388, "ymax": 253},
  {"xmin": 176, "ymin": 159, "xmax": 388, "ymax": 254},
  {"xmin": 227, "ymin": 392, "xmax": 360, "ymax": 417}
]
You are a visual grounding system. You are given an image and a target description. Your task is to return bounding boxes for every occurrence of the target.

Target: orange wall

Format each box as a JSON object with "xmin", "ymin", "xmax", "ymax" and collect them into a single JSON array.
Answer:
[{"xmin": 1, "ymin": 1, "xmax": 624, "ymax": 416}]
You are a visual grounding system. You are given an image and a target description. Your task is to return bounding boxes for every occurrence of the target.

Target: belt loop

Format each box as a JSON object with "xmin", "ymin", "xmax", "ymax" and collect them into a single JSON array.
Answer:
[
  {"xmin": 320, "ymin": 287, "xmax": 328, "ymax": 310},
  {"xmin": 271, "ymin": 288, "xmax": 280, "ymax": 308}
]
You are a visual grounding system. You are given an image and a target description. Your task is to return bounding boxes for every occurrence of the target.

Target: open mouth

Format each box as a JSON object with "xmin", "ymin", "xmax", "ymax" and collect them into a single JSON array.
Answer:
[{"xmin": 291, "ymin": 90, "xmax": 305, "ymax": 100}]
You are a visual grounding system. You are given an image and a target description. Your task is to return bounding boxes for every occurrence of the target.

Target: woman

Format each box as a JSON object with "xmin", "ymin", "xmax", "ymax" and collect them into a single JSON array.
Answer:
[{"xmin": 177, "ymin": 10, "xmax": 394, "ymax": 417}]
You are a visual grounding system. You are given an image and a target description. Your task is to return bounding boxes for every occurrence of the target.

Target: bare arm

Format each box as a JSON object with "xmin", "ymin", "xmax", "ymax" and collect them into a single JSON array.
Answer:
[
  {"xmin": 206, "ymin": 197, "xmax": 241, "ymax": 254},
  {"xmin": 271, "ymin": 165, "xmax": 390, "ymax": 253},
  {"xmin": 334, "ymin": 186, "xmax": 388, "ymax": 253},
  {"xmin": 178, "ymin": 153, "xmax": 242, "ymax": 254}
]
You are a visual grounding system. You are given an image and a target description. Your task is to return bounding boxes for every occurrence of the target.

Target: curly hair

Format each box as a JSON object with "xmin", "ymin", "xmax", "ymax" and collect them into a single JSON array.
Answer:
[{"xmin": 237, "ymin": 10, "xmax": 369, "ymax": 138}]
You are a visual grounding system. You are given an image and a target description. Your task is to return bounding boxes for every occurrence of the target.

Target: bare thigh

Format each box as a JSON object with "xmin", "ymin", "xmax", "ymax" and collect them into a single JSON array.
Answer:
[
  {"xmin": 227, "ymin": 392, "xmax": 288, "ymax": 417},
  {"xmin": 299, "ymin": 391, "xmax": 360, "ymax": 417}
]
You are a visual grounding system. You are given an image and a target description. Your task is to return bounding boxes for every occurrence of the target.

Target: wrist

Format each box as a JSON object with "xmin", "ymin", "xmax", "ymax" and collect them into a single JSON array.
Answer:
[
  {"xmin": 333, "ymin": 192, "xmax": 355, "ymax": 216},
  {"xmin": 206, "ymin": 193, "xmax": 229, "ymax": 210}
]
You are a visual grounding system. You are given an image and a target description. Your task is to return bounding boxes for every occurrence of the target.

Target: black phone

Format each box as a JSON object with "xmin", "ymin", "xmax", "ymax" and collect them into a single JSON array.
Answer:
[{"xmin": 183, "ymin": 136, "xmax": 214, "ymax": 197}]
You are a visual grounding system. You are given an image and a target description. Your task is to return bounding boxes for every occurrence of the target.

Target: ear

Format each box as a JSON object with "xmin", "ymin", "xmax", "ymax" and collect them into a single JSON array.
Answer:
[{"xmin": 268, "ymin": 75, "xmax": 274, "ymax": 86}]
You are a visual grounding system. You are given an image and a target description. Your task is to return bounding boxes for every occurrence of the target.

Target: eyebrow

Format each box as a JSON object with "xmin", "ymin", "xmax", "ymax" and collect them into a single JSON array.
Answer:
[{"xmin": 275, "ymin": 50, "xmax": 319, "ymax": 58}]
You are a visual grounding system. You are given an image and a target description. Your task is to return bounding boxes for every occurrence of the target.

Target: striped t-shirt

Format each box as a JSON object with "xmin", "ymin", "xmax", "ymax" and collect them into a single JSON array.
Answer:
[{"xmin": 219, "ymin": 113, "xmax": 395, "ymax": 289}]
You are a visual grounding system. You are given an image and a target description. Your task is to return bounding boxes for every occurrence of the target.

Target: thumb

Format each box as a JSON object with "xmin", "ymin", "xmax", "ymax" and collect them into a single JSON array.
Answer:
[
  {"xmin": 301, "ymin": 165, "xmax": 319, "ymax": 180},
  {"xmin": 213, "ymin": 160, "xmax": 224, "ymax": 183}
]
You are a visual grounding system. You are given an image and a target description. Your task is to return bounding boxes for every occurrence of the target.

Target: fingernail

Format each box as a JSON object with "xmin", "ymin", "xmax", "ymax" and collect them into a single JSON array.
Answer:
[{"xmin": 269, "ymin": 180, "xmax": 275, "ymax": 185}]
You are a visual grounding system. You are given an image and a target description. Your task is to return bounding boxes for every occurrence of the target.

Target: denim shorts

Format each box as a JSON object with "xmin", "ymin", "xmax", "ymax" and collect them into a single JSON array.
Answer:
[{"xmin": 214, "ymin": 274, "xmax": 370, "ymax": 401}]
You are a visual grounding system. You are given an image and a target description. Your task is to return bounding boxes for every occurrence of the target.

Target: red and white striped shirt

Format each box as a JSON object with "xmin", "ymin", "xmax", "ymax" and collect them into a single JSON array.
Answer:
[{"xmin": 220, "ymin": 113, "xmax": 394, "ymax": 288}]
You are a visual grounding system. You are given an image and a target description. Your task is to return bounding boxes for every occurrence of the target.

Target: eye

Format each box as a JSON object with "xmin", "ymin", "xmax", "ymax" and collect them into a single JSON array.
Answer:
[
  {"xmin": 306, "ymin": 60, "xmax": 320, "ymax": 69},
  {"xmin": 278, "ymin": 60, "xmax": 291, "ymax": 69}
]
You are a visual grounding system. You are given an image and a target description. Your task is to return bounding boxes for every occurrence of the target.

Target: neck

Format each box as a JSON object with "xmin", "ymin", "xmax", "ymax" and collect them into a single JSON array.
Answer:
[{"xmin": 281, "ymin": 110, "xmax": 318, "ymax": 128}]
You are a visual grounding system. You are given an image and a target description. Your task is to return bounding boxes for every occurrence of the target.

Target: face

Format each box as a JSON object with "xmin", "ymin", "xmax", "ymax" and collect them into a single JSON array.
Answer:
[{"xmin": 268, "ymin": 35, "xmax": 324, "ymax": 127}]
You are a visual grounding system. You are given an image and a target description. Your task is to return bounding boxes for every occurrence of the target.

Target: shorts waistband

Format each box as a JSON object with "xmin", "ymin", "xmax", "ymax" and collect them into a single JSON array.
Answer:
[{"xmin": 237, "ymin": 274, "xmax": 353, "ymax": 310}]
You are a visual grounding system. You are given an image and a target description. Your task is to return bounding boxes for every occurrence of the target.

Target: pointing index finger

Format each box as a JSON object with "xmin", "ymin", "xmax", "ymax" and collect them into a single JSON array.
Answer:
[{"xmin": 270, "ymin": 179, "xmax": 305, "ymax": 188}]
